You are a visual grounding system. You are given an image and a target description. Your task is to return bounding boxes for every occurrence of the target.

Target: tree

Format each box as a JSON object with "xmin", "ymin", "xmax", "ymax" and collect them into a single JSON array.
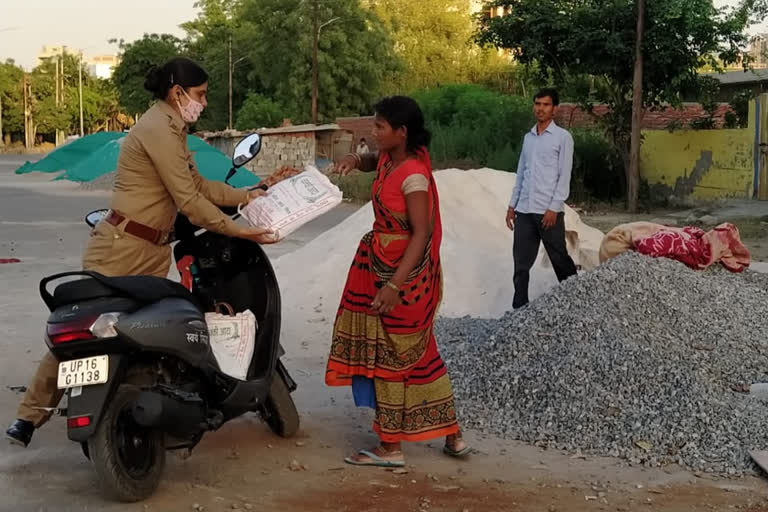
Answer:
[
  {"xmin": 183, "ymin": 0, "xmax": 251, "ymax": 131},
  {"xmin": 23, "ymin": 52, "xmax": 128, "ymax": 141},
  {"xmin": 111, "ymin": 34, "xmax": 184, "ymax": 117},
  {"xmin": 29, "ymin": 55, "xmax": 73, "ymax": 140},
  {"xmin": 0, "ymin": 60, "xmax": 24, "ymax": 144},
  {"xmin": 369, "ymin": 0, "xmax": 507, "ymax": 93},
  {"xmin": 236, "ymin": 93, "xmax": 286, "ymax": 130},
  {"xmin": 477, "ymin": 0, "xmax": 764, "ymax": 211},
  {"xmin": 238, "ymin": 0, "xmax": 399, "ymax": 123}
]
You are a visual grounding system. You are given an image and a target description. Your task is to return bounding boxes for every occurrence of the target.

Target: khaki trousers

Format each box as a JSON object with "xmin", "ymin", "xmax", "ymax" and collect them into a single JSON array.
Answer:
[{"xmin": 17, "ymin": 223, "xmax": 170, "ymax": 426}]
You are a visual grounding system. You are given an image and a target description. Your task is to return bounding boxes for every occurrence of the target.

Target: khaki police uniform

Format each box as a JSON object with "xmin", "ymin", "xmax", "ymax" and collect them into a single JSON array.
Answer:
[{"xmin": 17, "ymin": 100, "xmax": 249, "ymax": 426}]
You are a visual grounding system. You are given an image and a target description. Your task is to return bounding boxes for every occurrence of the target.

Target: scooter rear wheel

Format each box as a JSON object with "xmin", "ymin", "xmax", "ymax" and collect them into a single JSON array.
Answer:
[
  {"xmin": 87, "ymin": 384, "xmax": 166, "ymax": 502},
  {"xmin": 261, "ymin": 374, "xmax": 299, "ymax": 438}
]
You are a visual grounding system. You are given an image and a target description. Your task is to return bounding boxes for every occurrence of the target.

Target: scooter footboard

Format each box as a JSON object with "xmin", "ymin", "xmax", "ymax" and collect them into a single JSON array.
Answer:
[{"xmin": 65, "ymin": 354, "xmax": 125, "ymax": 442}]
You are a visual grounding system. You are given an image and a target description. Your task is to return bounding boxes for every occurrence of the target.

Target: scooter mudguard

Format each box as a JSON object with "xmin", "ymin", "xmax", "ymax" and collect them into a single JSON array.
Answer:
[{"xmin": 65, "ymin": 354, "xmax": 125, "ymax": 442}]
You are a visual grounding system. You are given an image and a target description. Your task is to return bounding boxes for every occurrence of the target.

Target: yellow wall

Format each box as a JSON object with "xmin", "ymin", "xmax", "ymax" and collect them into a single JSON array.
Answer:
[{"xmin": 640, "ymin": 103, "xmax": 755, "ymax": 200}]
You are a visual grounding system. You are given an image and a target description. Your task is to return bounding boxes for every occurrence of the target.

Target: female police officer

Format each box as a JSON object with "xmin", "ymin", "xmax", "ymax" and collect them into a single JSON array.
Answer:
[{"xmin": 7, "ymin": 57, "xmax": 281, "ymax": 446}]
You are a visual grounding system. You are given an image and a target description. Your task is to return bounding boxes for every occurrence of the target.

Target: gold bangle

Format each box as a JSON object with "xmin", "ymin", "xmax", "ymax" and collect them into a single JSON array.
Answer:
[{"xmin": 385, "ymin": 281, "xmax": 400, "ymax": 292}]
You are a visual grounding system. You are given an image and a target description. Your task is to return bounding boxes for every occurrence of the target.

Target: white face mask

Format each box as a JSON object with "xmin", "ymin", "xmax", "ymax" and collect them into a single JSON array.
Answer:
[{"xmin": 176, "ymin": 88, "xmax": 204, "ymax": 123}]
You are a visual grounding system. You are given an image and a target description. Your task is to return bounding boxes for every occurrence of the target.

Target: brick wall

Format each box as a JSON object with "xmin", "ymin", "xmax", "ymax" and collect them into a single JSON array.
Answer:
[
  {"xmin": 334, "ymin": 103, "xmax": 736, "ymax": 156},
  {"xmin": 246, "ymin": 133, "xmax": 314, "ymax": 176},
  {"xmin": 555, "ymin": 103, "xmax": 736, "ymax": 130},
  {"xmin": 202, "ymin": 131, "xmax": 314, "ymax": 178},
  {"xmin": 337, "ymin": 116, "xmax": 376, "ymax": 153}
]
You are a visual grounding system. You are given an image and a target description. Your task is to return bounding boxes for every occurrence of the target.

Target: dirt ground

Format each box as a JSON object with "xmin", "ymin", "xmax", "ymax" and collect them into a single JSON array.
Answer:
[
  {"xmin": 1, "ymin": 157, "xmax": 767, "ymax": 511},
  {"xmin": 104, "ymin": 404, "xmax": 768, "ymax": 512}
]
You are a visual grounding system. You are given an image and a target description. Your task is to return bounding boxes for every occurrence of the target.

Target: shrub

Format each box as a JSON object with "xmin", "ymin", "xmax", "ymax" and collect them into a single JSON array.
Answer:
[
  {"xmin": 236, "ymin": 94, "xmax": 286, "ymax": 130},
  {"xmin": 413, "ymin": 85, "xmax": 625, "ymax": 202}
]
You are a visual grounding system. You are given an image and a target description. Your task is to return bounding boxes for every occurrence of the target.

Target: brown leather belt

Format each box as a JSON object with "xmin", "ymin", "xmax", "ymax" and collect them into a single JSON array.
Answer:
[{"xmin": 104, "ymin": 210, "xmax": 172, "ymax": 245}]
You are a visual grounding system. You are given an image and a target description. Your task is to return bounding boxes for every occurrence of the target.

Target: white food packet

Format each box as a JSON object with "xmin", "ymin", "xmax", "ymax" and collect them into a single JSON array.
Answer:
[{"xmin": 238, "ymin": 165, "xmax": 343, "ymax": 242}]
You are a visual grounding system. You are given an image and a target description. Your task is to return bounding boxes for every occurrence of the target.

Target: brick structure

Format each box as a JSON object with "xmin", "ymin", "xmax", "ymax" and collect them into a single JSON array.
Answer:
[
  {"xmin": 199, "ymin": 124, "xmax": 346, "ymax": 178},
  {"xmin": 337, "ymin": 116, "xmax": 377, "ymax": 152},
  {"xmin": 245, "ymin": 133, "xmax": 314, "ymax": 175},
  {"xmin": 336, "ymin": 104, "xmax": 737, "ymax": 149},
  {"xmin": 555, "ymin": 103, "xmax": 737, "ymax": 130}
]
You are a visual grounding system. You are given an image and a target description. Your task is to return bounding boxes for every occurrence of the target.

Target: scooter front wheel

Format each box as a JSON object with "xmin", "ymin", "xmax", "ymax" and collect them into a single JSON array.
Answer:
[
  {"xmin": 260, "ymin": 373, "xmax": 299, "ymax": 438},
  {"xmin": 87, "ymin": 384, "xmax": 166, "ymax": 502}
]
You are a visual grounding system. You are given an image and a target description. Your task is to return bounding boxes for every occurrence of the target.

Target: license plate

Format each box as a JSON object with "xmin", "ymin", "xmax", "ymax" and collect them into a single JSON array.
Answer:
[{"xmin": 57, "ymin": 355, "xmax": 108, "ymax": 389}]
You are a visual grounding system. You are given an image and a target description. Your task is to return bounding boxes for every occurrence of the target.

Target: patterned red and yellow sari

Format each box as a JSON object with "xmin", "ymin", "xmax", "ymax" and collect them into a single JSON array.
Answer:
[{"xmin": 326, "ymin": 148, "xmax": 459, "ymax": 443}]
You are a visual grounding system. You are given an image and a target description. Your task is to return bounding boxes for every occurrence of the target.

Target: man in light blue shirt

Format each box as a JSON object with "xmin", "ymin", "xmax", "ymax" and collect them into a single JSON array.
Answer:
[{"xmin": 505, "ymin": 89, "xmax": 577, "ymax": 309}]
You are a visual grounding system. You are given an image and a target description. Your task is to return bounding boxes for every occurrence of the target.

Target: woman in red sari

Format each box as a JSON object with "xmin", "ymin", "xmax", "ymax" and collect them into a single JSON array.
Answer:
[{"xmin": 326, "ymin": 96, "xmax": 470, "ymax": 467}]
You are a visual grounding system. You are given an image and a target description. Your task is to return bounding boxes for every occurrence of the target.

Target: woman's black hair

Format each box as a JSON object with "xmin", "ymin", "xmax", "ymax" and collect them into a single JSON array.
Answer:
[
  {"xmin": 143, "ymin": 57, "xmax": 209, "ymax": 100},
  {"xmin": 374, "ymin": 96, "xmax": 431, "ymax": 152}
]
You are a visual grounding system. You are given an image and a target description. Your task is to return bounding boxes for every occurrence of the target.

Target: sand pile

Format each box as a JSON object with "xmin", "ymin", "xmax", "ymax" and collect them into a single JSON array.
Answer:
[{"xmin": 273, "ymin": 168, "xmax": 604, "ymax": 353}]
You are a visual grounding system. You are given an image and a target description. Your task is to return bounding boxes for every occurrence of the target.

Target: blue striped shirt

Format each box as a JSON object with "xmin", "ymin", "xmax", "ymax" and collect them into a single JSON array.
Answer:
[{"xmin": 509, "ymin": 121, "xmax": 574, "ymax": 214}]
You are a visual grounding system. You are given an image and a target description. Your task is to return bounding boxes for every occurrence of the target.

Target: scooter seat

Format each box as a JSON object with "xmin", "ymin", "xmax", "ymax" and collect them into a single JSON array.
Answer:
[
  {"xmin": 49, "ymin": 273, "xmax": 201, "ymax": 311},
  {"xmin": 53, "ymin": 278, "xmax": 118, "ymax": 306}
]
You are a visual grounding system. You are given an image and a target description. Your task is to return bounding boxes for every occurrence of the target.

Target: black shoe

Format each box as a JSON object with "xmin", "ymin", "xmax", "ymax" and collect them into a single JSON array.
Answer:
[{"xmin": 6, "ymin": 419, "xmax": 34, "ymax": 447}]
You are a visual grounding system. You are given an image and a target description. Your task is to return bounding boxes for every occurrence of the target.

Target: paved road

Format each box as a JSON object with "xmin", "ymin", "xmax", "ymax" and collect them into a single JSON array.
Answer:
[{"xmin": 0, "ymin": 154, "xmax": 358, "ymax": 511}]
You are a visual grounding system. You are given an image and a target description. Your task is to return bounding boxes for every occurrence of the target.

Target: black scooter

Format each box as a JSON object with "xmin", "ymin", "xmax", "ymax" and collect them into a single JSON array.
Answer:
[{"xmin": 39, "ymin": 134, "xmax": 299, "ymax": 502}]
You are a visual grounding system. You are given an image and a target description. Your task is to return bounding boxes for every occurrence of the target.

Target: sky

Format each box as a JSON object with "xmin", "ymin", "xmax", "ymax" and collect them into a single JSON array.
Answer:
[
  {"xmin": 0, "ymin": 0, "xmax": 198, "ymax": 70},
  {"xmin": 0, "ymin": 0, "xmax": 765, "ymax": 71}
]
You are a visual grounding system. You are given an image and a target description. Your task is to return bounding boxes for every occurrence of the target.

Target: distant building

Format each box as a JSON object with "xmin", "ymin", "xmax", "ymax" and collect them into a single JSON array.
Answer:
[
  {"xmin": 701, "ymin": 69, "xmax": 768, "ymax": 101},
  {"xmin": 37, "ymin": 45, "xmax": 70, "ymax": 65},
  {"xmin": 470, "ymin": 0, "xmax": 511, "ymax": 18},
  {"xmin": 749, "ymin": 34, "xmax": 768, "ymax": 69},
  {"xmin": 86, "ymin": 55, "xmax": 119, "ymax": 79},
  {"xmin": 469, "ymin": 0, "xmax": 484, "ymax": 13},
  {"xmin": 37, "ymin": 45, "xmax": 118, "ymax": 79}
]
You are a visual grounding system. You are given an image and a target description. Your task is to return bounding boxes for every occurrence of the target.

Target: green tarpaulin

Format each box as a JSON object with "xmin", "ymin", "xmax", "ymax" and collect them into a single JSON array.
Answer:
[{"xmin": 15, "ymin": 132, "xmax": 260, "ymax": 188}]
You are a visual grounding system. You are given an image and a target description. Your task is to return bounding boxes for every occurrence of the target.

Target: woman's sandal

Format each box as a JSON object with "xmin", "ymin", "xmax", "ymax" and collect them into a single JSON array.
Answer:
[
  {"xmin": 443, "ymin": 437, "xmax": 472, "ymax": 458},
  {"xmin": 344, "ymin": 448, "xmax": 406, "ymax": 468}
]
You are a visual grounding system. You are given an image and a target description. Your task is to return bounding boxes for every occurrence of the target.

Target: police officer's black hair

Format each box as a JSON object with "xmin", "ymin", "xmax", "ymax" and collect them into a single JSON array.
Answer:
[
  {"xmin": 374, "ymin": 96, "xmax": 431, "ymax": 152},
  {"xmin": 144, "ymin": 57, "xmax": 209, "ymax": 100}
]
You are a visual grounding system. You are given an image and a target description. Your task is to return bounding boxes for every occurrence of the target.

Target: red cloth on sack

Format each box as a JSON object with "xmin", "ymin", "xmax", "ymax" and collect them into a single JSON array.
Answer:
[{"xmin": 633, "ymin": 222, "xmax": 750, "ymax": 272}]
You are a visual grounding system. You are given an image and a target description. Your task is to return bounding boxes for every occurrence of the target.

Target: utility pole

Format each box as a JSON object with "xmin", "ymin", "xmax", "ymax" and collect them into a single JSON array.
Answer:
[
  {"xmin": 628, "ymin": 0, "xmax": 645, "ymax": 213},
  {"xmin": 78, "ymin": 51, "xmax": 84, "ymax": 136},
  {"xmin": 228, "ymin": 33, "xmax": 233, "ymax": 130},
  {"xmin": 55, "ymin": 55, "xmax": 60, "ymax": 146},
  {"xmin": 23, "ymin": 75, "xmax": 31, "ymax": 149},
  {"xmin": 310, "ymin": 5, "xmax": 341, "ymax": 126},
  {"xmin": 311, "ymin": 0, "xmax": 319, "ymax": 125},
  {"xmin": 0, "ymin": 93, "xmax": 4, "ymax": 148}
]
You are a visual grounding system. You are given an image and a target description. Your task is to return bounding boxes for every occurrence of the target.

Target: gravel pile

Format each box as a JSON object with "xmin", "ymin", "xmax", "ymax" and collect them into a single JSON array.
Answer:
[
  {"xmin": 437, "ymin": 252, "xmax": 768, "ymax": 475},
  {"xmin": 78, "ymin": 171, "xmax": 116, "ymax": 191}
]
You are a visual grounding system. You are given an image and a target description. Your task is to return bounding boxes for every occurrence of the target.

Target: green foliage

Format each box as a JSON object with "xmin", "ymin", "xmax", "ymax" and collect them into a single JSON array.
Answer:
[
  {"xmin": 111, "ymin": 34, "xmax": 185, "ymax": 117},
  {"xmin": 413, "ymin": 84, "xmax": 533, "ymax": 169},
  {"xmin": 238, "ymin": 0, "xmax": 399, "ymax": 123},
  {"xmin": 728, "ymin": 88, "xmax": 753, "ymax": 128},
  {"xmin": 236, "ymin": 93, "xmax": 286, "ymax": 130},
  {"xmin": 25, "ymin": 53, "xmax": 123, "ymax": 139},
  {"xmin": 366, "ymin": 0, "xmax": 517, "ymax": 96},
  {"xmin": 477, "ymin": 0, "xmax": 765, "ymax": 204},
  {"xmin": 0, "ymin": 51, "xmax": 126, "ymax": 143},
  {"xmin": 183, "ymin": 0, "xmax": 250, "ymax": 131},
  {"xmin": 570, "ymin": 129, "xmax": 625, "ymax": 203},
  {"xmin": 415, "ymin": 85, "xmax": 623, "ymax": 201},
  {"xmin": 0, "ymin": 60, "xmax": 24, "ymax": 136},
  {"xmin": 329, "ymin": 171, "xmax": 376, "ymax": 203},
  {"xmin": 689, "ymin": 76, "xmax": 721, "ymax": 129}
]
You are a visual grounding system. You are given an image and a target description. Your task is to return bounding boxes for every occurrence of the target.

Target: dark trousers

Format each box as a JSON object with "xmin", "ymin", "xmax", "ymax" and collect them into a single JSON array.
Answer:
[{"xmin": 513, "ymin": 212, "xmax": 578, "ymax": 309}]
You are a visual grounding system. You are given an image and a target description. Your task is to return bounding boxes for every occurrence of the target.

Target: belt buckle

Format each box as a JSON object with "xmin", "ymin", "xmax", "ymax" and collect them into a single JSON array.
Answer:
[{"xmin": 157, "ymin": 231, "xmax": 170, "ymax": 245}]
